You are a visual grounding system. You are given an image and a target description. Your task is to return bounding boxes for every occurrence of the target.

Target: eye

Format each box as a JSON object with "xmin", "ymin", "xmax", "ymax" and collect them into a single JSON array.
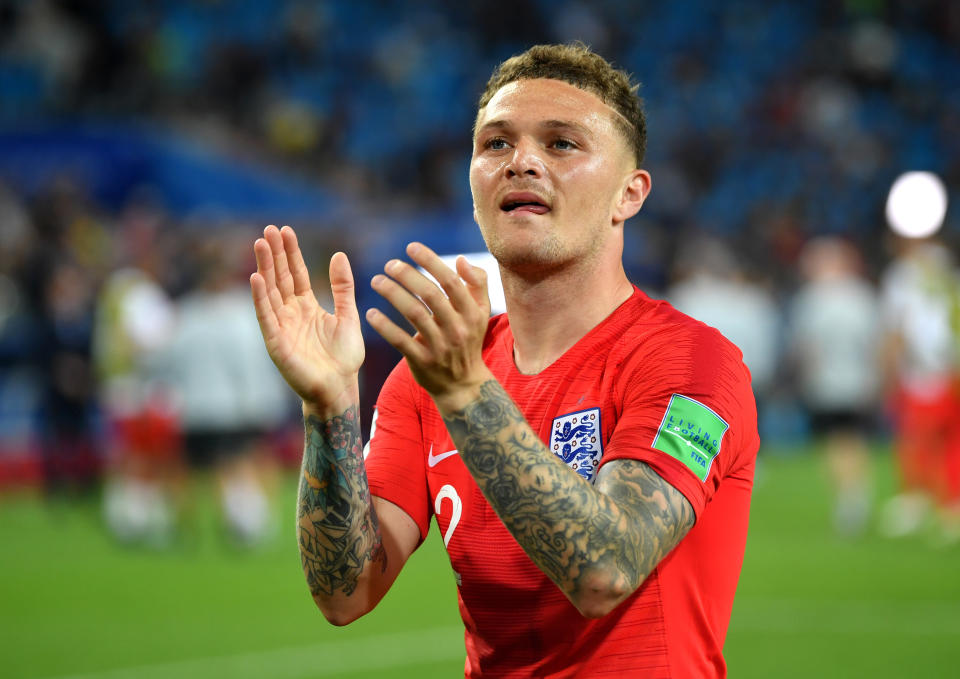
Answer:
[
  {"xmin": 484, "ymin": 137, "xmax": 510, "ymax": 150},
  {"xmin": 551, "ymin": 138, "xmax": 577, "ymax": 151}
]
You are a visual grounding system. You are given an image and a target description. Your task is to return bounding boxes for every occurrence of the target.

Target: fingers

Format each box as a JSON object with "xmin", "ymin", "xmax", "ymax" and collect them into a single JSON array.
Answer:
[
  {"xmin": 378, "ymin": 260, "xmax": 458, "ymax": 334},
  {"xmin": 256, "ymin": 224, "xmax": 314, "ymax": 311},
  {"xmin": 329, "ymin": 252, "xmax": 359, "ymax": 321},
  {"xmin": 264, "ymin": 225, "xmax": 296, "ymax": 301},
  {"xmin": 365, "ymin": 306, "xmax": 430, "ymax": 363},
  {"xmin": 281, "ymin": 226, "xmax": 312, "ymax": 296},
  {"xmin": 455, "ymin": 256, "xmax": 491, "ymax": 315},
  {"xmin": 253, "ymin": 234, "xmax": 284, "ymax": 314},
  {"xmin": 250, "ymin": 271, "xmax": 280, "ymax": 340},
  {"xmin": 406, "ymin": 243, "xmax": 477, "ymax": 314},
  {"xmin": 374, "ymin": 243, "xmax": 479, "ymax": 331},
  {"xmin": 368, "ymin": 242, "xmax": 492, "ymax": 333},
  {"xmin": 367, "ymin": 243, "xmax": 491, "ymax": 367},
  {"xmin": 370, "ymin": 272, "xmax": 445, "ymax": 348}
]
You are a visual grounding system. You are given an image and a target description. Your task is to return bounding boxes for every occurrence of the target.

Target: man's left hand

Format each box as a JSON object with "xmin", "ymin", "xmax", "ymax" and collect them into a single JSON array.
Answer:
[{"xmin": 366, "ymin": 242, "xmax": 493, "ymax": 412}]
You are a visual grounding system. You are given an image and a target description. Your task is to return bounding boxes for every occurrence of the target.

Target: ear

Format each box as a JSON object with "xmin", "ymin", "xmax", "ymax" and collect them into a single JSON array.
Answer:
[{"xmin": 612, "ymin": 169, "xmax": 651, "ymax": 225}]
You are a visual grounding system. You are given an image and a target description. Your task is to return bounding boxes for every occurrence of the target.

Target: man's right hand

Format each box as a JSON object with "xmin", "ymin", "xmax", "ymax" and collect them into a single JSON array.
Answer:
[{"xmin": 250, "ymin": 225, "xmax": 364, "ymax": 414}]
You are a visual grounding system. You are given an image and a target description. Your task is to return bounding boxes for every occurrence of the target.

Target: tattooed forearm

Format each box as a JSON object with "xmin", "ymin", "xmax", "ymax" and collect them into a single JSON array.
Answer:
[
  {"xmin": 441, "ymin": 380, "xmax": 694, "ymax": 608},
  {"xmin": 297, "ymin": 406, "xmax": 387, "ymax": 598}
]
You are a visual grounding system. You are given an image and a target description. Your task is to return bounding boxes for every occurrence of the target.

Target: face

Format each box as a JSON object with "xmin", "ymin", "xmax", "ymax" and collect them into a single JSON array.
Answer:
[{"xmin": 470, "ymin": 78, "xmax": 649, "ymax": 275}]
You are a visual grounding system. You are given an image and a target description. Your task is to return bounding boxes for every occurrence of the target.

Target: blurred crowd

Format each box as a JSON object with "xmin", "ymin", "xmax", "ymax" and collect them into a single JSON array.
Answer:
[
  {"xmin": 3, "ymin": 1, "xmax": 959, "ymax": 227},
  {"xmin": 0, "ymin": 179, "xmax": 307, "ymax": 546},
  {"xmin": 1, "ymin": 0, "xmax": 960, "ymax": 546}
]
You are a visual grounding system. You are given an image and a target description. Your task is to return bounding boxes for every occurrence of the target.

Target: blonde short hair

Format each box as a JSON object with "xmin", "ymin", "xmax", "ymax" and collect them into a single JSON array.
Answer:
[{"xmin": 476, "ymin": 43, "xmax": 646, "ymax": 166}]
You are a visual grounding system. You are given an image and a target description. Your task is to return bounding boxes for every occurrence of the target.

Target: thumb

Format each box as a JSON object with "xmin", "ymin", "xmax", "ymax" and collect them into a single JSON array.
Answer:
[
  {"xmin": 329, "ymin": 252, "xmax": 359, "ymax": 320},
  {"xmin": 456, "ymin": 256, "xmax": 491, "ymax": 315}
]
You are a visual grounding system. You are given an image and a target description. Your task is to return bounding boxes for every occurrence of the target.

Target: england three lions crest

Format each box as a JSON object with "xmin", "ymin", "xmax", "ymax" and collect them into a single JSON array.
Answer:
[{"xmin": 550, "ymin": 408, "xmax": 603, "ymax": 482}]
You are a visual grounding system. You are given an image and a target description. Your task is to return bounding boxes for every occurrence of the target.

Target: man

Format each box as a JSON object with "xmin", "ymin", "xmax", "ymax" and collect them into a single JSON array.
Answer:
[
  {"xmin": 251, "ymin": 44, "xmax": 758, "ymax": 678},
  {"xmin": 788, "ymin": 237, "xmax": 880, "ymax": 536},
  {"xmin": 878, "ymin": 237, "xmax": 960, "ymax": 542}
]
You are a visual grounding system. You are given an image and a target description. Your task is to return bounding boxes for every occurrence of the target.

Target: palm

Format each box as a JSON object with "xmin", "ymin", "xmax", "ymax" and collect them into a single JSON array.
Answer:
[
  {"xmin": 251, "ymin": 226, "xmax": 364, "ymax": 408},
  {"xmin": 267, "ymin": 290, "xmax": 364, "ymax": 403}
]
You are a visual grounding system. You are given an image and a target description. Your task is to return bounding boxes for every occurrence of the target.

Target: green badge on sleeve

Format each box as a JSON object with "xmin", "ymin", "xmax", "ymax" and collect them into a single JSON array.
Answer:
[{"xmin": 651, "ymin": 394, "xmax": 728, "ymax": 482}]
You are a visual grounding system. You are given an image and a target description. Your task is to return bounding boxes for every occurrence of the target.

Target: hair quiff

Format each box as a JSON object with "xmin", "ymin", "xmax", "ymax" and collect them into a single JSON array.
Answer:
[{"xmin": 476, "ymin": 43, "xmax": 647, "ymax": 166}]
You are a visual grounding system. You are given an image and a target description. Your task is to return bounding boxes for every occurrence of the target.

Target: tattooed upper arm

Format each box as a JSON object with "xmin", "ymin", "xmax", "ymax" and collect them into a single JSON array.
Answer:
[{"xmin": 594, "ymin": 459, "xmax": 695, "ymax": 582}]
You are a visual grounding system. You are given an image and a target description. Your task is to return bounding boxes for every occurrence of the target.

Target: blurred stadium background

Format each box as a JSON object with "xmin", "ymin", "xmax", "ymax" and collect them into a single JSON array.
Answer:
[{"xmin": 1, "ymin": 0, "xmax": 960, "ymax": 677}]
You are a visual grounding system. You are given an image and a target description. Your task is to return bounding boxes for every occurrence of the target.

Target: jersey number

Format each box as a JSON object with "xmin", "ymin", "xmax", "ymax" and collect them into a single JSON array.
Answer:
[{"xmin": 434, "ymin": 484, "xmax": 462, "ymax": 548}]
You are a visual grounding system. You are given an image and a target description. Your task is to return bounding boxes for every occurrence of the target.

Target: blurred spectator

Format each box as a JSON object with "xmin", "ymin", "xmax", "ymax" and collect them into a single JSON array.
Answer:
[
  {"xmin": 94, "ymin": 205, "xmax": 181, "ymax": 547},
  {"xmin": 878, "ymin": 238, "xmax": 960, "ymax": 544},
  {"xmin": 787, "ymin": 237, "xmax": 881, "ymax": 536},
  {"xmin": 27, "ymin": 180, "xmax": 108, "ymax": 495},
  {"xmin": 667, "ymin": 234, "xmax": 780, "ymax": 405},
  {"xmin": 161, "ymin": 230, "xmax": 293, "ymax": 547},
  {"xmin": 37, "ymin": 257, "xmax": 99, "ymax": 493},
  {"xmin": 0, "ymin": 183, "xmax": 42, "ymax": 481}
]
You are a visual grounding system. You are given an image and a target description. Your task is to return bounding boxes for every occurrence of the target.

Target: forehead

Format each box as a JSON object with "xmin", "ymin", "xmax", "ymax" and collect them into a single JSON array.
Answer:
[{"xmin": 475, "ymin": 78, "xmax": 619, "ymax": 136}]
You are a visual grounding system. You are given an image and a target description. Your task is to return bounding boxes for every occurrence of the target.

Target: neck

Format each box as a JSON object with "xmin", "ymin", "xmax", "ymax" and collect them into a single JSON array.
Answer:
[{"xmin": 501, "ymin": 259, "xmax": 633, "ymax": 375}]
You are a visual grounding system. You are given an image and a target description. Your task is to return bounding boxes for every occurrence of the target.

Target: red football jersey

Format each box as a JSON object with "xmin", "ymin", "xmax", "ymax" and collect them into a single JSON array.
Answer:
[{"xmin": 365, "ymin": 288, "xmax": 759, "ymax": 678}]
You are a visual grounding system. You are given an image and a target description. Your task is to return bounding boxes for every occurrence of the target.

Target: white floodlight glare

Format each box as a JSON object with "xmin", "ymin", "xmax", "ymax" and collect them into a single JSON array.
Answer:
[
  {"xmin": 421, "ymin": 251, "xmax": 506, "ymax": 315},
  {"xmin": 885, "ymin": 171, "xmax": 948, "ymax": 239}
]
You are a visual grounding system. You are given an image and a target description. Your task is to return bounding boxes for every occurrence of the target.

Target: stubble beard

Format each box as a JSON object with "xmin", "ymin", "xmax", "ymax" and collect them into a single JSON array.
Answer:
[
  {"xmin": 481, "ymin": 220, "xmax": 606, "ymax": 283},
  {"xmin": 482, "ymin": 226, "xmax": 566, "ymax": 279}
]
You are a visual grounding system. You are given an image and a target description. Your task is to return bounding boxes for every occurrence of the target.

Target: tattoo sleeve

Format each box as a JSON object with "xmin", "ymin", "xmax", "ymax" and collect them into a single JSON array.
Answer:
[
  {"xmin": 441, "ymin": 380, "xmax": 695, "ymax": 603},
  {"xmin": 297, "ymin": 405, "xmax": 387, "ymax": 598}
]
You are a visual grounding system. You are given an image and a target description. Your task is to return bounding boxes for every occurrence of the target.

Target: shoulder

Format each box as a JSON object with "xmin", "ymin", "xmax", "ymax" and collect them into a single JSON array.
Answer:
[
  {"xmin": 614, "ymin": 296, "xmax": 757, "ymax": 438},
  {"xmin": 617, "ymin": 293, "xmax": 748, "ymax": 373}
]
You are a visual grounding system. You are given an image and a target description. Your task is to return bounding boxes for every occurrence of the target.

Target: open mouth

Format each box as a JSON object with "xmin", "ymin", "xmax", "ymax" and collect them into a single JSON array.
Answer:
[{"xmin": 500, "ymin": 192, "xmax": 550, "ymax": 214}]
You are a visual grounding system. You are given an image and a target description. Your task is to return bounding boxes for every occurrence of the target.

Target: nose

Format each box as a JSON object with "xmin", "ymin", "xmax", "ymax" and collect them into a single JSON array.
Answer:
[{"xmin": 505, "ymin": 138, "xmax": 545, "ymax": 179}]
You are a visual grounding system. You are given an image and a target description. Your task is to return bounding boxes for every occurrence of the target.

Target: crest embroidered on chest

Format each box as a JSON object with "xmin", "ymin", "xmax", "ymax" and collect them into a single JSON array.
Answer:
[{"xmin": 550, "ymin": 408, "xmax": 603, "ymax": 482}]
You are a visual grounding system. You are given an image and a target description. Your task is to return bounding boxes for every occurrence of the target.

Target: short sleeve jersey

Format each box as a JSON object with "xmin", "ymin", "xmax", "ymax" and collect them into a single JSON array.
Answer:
[{"xmin": 365, "ymin": 288, "xmax": 759, "ymax": 678}]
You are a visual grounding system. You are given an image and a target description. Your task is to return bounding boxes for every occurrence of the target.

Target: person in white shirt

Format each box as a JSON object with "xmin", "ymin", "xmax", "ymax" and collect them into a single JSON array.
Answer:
[{"xmin": 788, "ymin": 237, "xmax": 881, "ymax": 536}]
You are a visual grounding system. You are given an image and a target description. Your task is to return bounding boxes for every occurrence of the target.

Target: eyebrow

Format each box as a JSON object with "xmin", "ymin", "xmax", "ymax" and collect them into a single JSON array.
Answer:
[{"xmin": 475, "ymin": 118, "xmax": 596, "ymax": 139}]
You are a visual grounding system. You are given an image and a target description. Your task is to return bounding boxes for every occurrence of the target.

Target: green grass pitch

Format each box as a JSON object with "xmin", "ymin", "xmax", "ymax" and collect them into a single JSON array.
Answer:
[{"xmin": 1, "ymin": 446, "xmax": 959, "ymax": 678}]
